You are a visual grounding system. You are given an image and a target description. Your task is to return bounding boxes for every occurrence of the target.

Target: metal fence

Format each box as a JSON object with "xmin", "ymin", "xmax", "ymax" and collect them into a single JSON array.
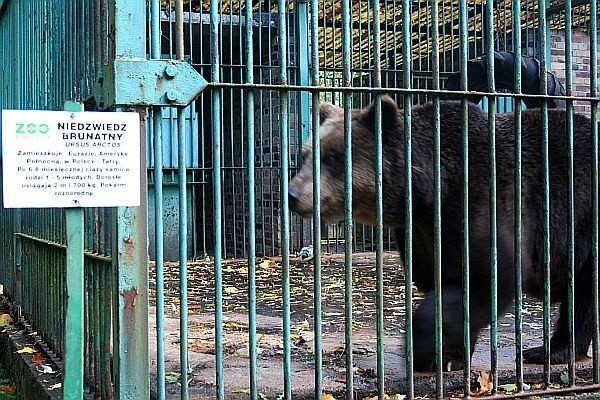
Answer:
[{"xmin": 0, "ymin": 0, "xmax": 598, "ymax": 399}]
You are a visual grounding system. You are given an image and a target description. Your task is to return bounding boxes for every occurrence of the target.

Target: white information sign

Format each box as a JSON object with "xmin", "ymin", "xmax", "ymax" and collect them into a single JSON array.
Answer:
[{"xmin": 1, "ymin": 110, "xmax": 141, "ymax": 208}]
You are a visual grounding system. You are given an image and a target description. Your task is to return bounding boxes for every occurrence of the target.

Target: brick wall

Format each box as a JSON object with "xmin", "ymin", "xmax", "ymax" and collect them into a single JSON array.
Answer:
[{"xmin": 551, "ymin": 29, "xmax": 600, "ymax": 114}]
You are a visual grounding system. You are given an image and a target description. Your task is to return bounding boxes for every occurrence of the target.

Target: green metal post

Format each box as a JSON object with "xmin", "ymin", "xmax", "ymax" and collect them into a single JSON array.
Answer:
[
  {"xmin": 591, "ymin": 0, "xmax": 599, "ymax": 384},
  {"xmin": 209, "ymin": 0, "xmax": 224, "ymax": 395},
  {"xmin": 341, "ymin": 0, "xmax": 353, "ymax": 395},
  {"xmin": 310, "ymin": 0, "xmax": 323, "ymax": 395},
  {"xmin": 62, "ymin": 100, "xmax": 85, "ymax": 400},
  {"xmin": 244, "ymin": 0, "xmax": 258, "ymax": 394},
  {"xmin": 107, "ymin": 1, "xmax": 150, "ymax": 398},
  {"xmin": 372, "ymin": 0, "xmax": 384, "ymax": 396},
  {"xmin": 538, "ymin": 0, "xmax": 552, "ymax": 385},
  {"xmin": 429, "ymin": 0, "xmax": 443, "ymax": 396},
  {"xmin": 512, "ymin": 0, "xmax": 524, "ymax": 390},
  {"xmin": 458, "ymin": 0, "xmax": 471, "ymax": 392},
  {"xmin": 402, "ymin": 0, "xmax": 413, "ymax": 395},
  {"xmin": 484, "ymin": 0, "xmax": 497, "ymax": 391},
  {"xmin": 150, "ymin": 0, "xmax": 166, "ymax": 397}
]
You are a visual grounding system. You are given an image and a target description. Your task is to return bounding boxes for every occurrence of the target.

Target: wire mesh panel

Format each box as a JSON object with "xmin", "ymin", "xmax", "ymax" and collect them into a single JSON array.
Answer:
[{"xmin": 0, "ymin": 1, "xmax": 118, "ymax": 398}]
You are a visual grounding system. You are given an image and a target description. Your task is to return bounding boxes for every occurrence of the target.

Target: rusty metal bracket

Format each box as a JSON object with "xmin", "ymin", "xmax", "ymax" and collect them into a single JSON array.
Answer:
[{"xmin": 94, "ymin": 58, "xmax": 208, "ymax": 109}]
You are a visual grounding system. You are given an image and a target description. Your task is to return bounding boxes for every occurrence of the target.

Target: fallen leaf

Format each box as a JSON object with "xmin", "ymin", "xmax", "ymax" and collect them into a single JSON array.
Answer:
[
  {"xmin": 32, "ymin": 353, "xmax": 46, "ymax": 364},
  {"xmin": 0, "ymin": 383, "xmax": 16, "ymax": 394},
  {"xmin": 0, "ymin": 314, "xmax": 13, "ymax": 326},
  {"xmin": 473, "ymin": 370, "xmax": 493, "ymax": 396},
  {"xmin": 322, "ymin": 393, "xmax": 337, "ymax": 400},
  {"xmin": 498, "ymin": 383, "xmax": 517, "ymax": 393},
  {"xmin": 165, "ymin": 372, "xmax": 180, "ymax": 384},
  {"xmin": 16, "ymin": 347, "xmax": 36, "ymax": 354},
  {"xmin": 48, "ymin": 383, "xmax": 61, "ymax": 390}
]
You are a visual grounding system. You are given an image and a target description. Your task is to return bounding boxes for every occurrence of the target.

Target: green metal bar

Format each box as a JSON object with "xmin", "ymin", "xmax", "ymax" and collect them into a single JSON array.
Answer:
[
  {"xmin": 402, "ymin": 0, "xmax": 413, "ymax": 394},
  {"xmin": 591, "ymin": 0, "xmax": 599, "ymax": 384},
  {"xmin": 538, "ymin": 0, "xmax": 552, "ymax": 384},
  {"xmin": 107, "ymin": 2, "xmax": 149, "ymax": 398},
  {"xmin": 429, "ymin": 0, "xmax": 443, "ymax": 395},
  {"xmin": 277, "ymin": 0, "xmax": 292, "ymax": 395},
  {"xmin": 372, "ymin": 0, "xmax": 384, "ymax": 396},
  {"xmin": 458, "ymin": 0, "xmax": 471, "ymax": 392},
  {"xmin": 564, "ymin": 0, "xmax": 576, "ymax": 385},
  {"xmin": 341, "ymin": 0, "xmax": 353, "ymax": 394},
  {"xmin": 310, "ymin": 0, "xmax": 322, "ymax": 393},
  {"xmin": 150, "ymin": 0, "xmax": 166, "ymax": 397},
  {"xmin": 174, "ymin": 1, "xmax": 190, "ymax": 398},
  {"xmin": 512, "ymin": 0, "xmax": 524, "ymax": 390},
  {"xmin": 209, "ymin": 0, "xmax": 224, "ymax": 394},
  {"xmin": 62, "ymin": 100, "xmax": 85, "ymax": 400},
  {"xmin": 484, "ymin": 0, "xmax": 497, "ymax": 391},
  {"xmin": 244, "ymin": 0, "xmax": 257, "ymax": 396}
]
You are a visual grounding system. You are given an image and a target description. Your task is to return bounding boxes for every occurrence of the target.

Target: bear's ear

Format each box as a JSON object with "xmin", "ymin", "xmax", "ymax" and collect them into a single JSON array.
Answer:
[
  {"xmin": 319, "ymin": 102, "xmax": 341, "ymax": 125},
  {"xmin": 363, "ymin": 95, "xmax": 399, "ymax": 131}
]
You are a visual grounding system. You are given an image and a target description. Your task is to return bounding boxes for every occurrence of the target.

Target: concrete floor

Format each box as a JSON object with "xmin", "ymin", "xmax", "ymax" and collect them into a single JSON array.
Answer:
[{"xmin": 147, "ymin": 253, "xmax": 596, "ymax": 399}]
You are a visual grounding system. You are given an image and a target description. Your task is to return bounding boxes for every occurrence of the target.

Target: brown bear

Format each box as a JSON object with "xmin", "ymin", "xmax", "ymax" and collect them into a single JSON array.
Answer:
[{"xmin": 288, "ymin": 96, "xmax": 596, "ymax": 372}]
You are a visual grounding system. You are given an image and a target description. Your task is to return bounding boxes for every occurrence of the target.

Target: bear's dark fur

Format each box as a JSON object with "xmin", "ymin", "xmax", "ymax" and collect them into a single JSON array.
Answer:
[{"xmin": 289, "ymin": 96, "xmax": 596, "ymax": 371}]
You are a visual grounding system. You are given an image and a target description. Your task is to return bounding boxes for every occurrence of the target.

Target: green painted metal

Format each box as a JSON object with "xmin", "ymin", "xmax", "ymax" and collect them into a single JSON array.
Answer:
[
  {"xmin": 429, "ymin": 0, "xmax": 444, "ymax": 395},
  {"xmin": 591, "ymin": 0, "xmax": 599, "ymax": 385},
  {"xmin": 564, "ymin": 0, "xmax": 577, "ymax": 385},
  {"xmin": 372, "ymin": 0, "xmax": 384, "ymax": 396},
  {"xmin": 401, "ymin": 0, "xmax": 414, "ymax": 395},
  {"xmin": 209, "ymin": 0, "xmax": 224, "ymax": 395},
  {"xmin": 341, "ymin": 0, "xmax": 354, "ymax": 395},
  {"xmin": 458, "ymin": 0, "xmax": 471, "ymax": 393},
  {"xmin": 512, "ymin": 0, "xmax": 524, "ymax": 390},
  {"xmin": 150, "ymin": 1, "xmax": 166, "ymax": 399},
  {"xmin": 97, "ymin": 59, "xmax": 208, "ymax": 109},
  {"xmin": 310, "ymin": 0, "xmax": 323, "ymax": 393},
  {"xmin": 62, "ymin": 101, "xmax": 85, "ymax": 400},
  {"xmin": 107, "ymin": 1, "xmax": 150, "ymax": 399},
  {"xmin": 538, "ymin": 0, "xmax": 552, "ymax": 385},
  {"xmin": 244, "ymin": 0, "xmax": 258, "ymax": 394},
  {"xmin": 277, "ymin": 0, "xmax": 292, "ymax": 396},
  {"xmin": 484, "ymin": 0, "xmax": 498, "ymax": 391}
]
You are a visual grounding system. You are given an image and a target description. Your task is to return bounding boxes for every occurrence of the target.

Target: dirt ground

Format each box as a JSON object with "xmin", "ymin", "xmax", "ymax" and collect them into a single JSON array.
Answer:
[{"xmin": 148, "ymin": 252, "xmax": 596, "ymax": 399}]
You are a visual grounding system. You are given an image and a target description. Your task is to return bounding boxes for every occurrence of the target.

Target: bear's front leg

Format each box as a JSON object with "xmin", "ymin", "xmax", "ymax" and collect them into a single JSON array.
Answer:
[{"xmin": 412, "ymin": 285, "xmax": 474, "ymax": 372}]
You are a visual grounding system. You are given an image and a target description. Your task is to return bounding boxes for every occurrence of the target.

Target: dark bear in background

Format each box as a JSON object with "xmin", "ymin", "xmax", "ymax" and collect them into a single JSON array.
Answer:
[{"xmin": 288, "ymin": 96, "xmax": 596, "ymax": 372}]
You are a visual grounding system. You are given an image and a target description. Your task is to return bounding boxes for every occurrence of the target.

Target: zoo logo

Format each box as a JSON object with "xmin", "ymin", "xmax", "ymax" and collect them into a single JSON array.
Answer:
[{"xmin": 15, "ymin": 123, "xmax": 50, "ymax": 135}]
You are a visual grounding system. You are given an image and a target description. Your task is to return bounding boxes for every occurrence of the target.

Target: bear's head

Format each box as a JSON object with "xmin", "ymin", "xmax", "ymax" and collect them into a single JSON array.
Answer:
[{"xmin": 289, "ymin": 95, "xmax": 401, "ymax": 225}]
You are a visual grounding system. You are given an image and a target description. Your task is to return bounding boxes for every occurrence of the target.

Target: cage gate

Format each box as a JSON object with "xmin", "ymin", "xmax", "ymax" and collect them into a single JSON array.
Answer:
[{"xmin": 1, "ymin": 0, "xmax": 599, "ymax": 399}]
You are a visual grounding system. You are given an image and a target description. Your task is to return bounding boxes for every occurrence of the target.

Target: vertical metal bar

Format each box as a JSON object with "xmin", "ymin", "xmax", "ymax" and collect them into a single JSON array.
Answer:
[
  {"xmin": 402, "ymin": 0, "xmax": 413, "ymax": 394},
  {"xmin": 372, "ymin": 0, "xmax": 385, "ymax": 396},
  {"xmin": 341, "ymin": 0, "xmax": 353, "ymax": 393},
  {"xmin": 563, "ymin": 0, "xmax": 576, "ymax": 385},
  {"xmin": 512, "ymin": 0, "xmax": 524, "ymax": 390},
  {"xmin": 458, "ymin": 0, "xmax": 471, "ymax": 392},
  {"xmin": 537, "ymin": 0, "xmax": 551, "ymax": 385},
  {"xmin": 310, "ymin": 0, "xmax": 323, "ymax": 393},
  {"xmin": 150, "ymin": 0, "xmax": 166, "ymax": 398},
  {"xmin": 62, "ymin": 100, "xmax": 85, "ymax": 400},
  {"xmin": 591, "ymin": 0, "xmax": 599, "ymax": 385},
  {"xmin": 107, "ymin": 1, "xmax": 150, "ymax": 398},
  {"xmin": 277, "ymin": 0, "xmax": 292, "ymax": 394},
  {"xmin": 174, "ymin": 2, "xmax": 190, "ymax": 398},
  {"xmin": 210, "ymin": 0, "xmax": 224, "ymax": 394},
  {"xmin": 484, "ymin": 0, "xmax": 497, "ymax": 391},
  {"xmin": 429, "ymin": 0, "xmax": 443, "ymax": 395},
  {"xmin": 244, "ymin": 0, "xmax": 258, "ymax": 394}
]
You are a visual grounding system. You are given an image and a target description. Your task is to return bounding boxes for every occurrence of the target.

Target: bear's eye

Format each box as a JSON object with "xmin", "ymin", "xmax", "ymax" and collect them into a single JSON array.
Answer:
[{"xmin": 323, "ymin": 153, "xmax": 337, "ymax": 167}]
